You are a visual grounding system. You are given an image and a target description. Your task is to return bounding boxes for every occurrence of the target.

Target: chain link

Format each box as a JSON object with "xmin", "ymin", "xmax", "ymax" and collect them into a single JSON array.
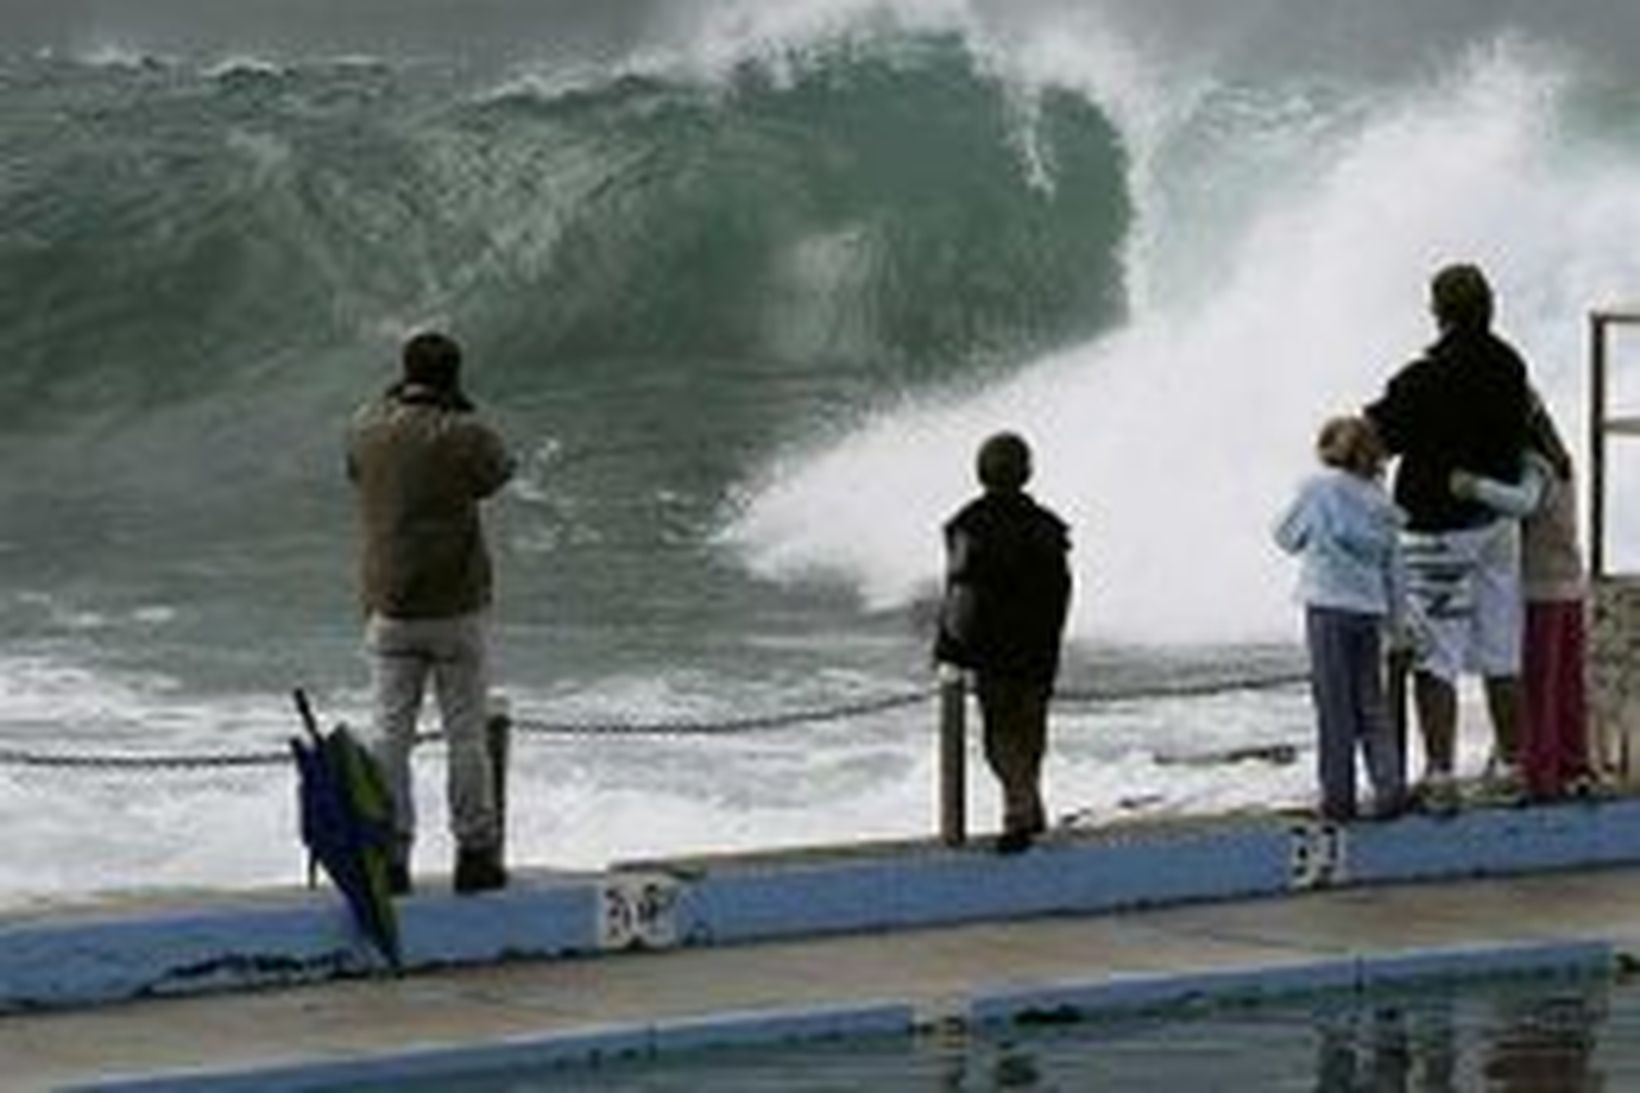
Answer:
[
  {"xmin": 0, "ymin": 746, "xmax": 292, "ymax": 772},
  {"xmin": 0, "ymin": 670, "xmax": 1309, "ymax": 771},
  {"xmin": 510, "ymin": 688, "xmax": 934, "ymax": 738},
  {"xmin": 1058, "ymin": 669, "xmax": 1311, "ymax": 703}
]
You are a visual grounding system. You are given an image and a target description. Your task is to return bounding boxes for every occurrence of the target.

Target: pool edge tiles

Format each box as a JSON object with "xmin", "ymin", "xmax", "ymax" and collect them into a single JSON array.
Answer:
[
  {"xmin": 65, "ymin": 1002, "xmax": 918, "ymax": 1093},
  {"xmin": 1357, "ymin": 939, "xmax": 1615, "ymax": 988},
  {"xmin": 970, "ymin": 940, "xmax": 1617, "ymax": 1028},
  {"xmin": 969, "ymin": 958, "xmax": 1363, "ymax": 1027},
  {"xmin": 66, "ymin": 942, "xmax": 1618, "ymax": 1091}
]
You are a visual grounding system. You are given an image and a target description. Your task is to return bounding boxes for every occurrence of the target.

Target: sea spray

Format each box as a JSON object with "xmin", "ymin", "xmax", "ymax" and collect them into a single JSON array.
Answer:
[
  {"xmin": 730, "ymin": 37, "xmax": 1640, "ymax": 643},
  {"xmin": 4, "ymin": 5, "xmax": 1640, "ymax": 906}
]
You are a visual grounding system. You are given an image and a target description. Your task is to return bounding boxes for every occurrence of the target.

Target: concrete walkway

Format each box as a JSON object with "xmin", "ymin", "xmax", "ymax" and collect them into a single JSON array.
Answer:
[{"xmin": 10, "ymin": 866, "xmax": 1640, "ymax": 1091}]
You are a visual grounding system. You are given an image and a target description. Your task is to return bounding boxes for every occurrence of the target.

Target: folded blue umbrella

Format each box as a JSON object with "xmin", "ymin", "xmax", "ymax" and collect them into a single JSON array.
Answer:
[{"xmin": 291, "ymin": 689, "xmax": 401, "ymax": 969}]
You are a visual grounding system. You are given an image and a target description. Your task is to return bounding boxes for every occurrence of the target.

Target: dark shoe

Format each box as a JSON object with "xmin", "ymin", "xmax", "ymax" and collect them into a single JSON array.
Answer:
[
  {"xmin": 454, "ymin": 845, "xmax": 507, "ymax": 894},
  {"xmin": 1363, "ymin": 792, "xmax": 1408, "ymax": 822},
  {"xmin": 387, "ymin": 862, "xmax": 412, "ymax": 897},
  {"xmin": 995, "ymin": 830, "xmax": 1034, "ymax": 855},
  {"xmin": 1410, "ymin": 771, "xmax": 1460, "ymax": 816}
]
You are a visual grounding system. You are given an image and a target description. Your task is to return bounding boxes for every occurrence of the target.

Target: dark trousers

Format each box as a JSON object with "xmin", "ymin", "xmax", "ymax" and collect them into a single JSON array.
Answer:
[
  {"xmin": 975, "ymin": 674, "xmax": 1050, "ymax": 835},
  {"xmin": 1306, "ymin": 607, "xmax": 1404, "ymax": 820}
]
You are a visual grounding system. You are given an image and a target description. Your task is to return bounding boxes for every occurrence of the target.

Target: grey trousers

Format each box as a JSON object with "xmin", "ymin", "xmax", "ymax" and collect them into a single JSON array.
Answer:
[
  {"xmin": 365, "ymin": 611, "xmax": 499, "ymax": 855},
  {"xmin": 1305, "ymin": 607, "xmax": 1404, "ymax": 820}
]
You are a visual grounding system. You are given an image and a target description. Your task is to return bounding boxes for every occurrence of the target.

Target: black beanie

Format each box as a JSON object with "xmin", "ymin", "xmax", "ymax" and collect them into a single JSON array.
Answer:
[{"xmin": 402, "ymin": 331, "xmax": 463, "ymax": 392}]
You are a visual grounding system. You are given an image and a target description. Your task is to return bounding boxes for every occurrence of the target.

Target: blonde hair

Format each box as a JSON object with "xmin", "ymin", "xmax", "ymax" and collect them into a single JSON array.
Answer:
[{"xmin": 1316, "ymin": 416, "xmax": 1383, "ymax": 477}]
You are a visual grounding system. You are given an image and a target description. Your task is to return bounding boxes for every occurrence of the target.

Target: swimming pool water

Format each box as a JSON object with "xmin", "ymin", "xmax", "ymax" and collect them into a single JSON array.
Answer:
[{"xmin": 411, "ymin": 970, "xmax": 1633, "ymax": 1091}]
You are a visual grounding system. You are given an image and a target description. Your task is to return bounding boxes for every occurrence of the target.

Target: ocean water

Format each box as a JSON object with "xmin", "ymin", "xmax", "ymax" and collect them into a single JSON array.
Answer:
[{"xmin": 4, "ymin": 0, "xmax": 1640, "ymax": 908}]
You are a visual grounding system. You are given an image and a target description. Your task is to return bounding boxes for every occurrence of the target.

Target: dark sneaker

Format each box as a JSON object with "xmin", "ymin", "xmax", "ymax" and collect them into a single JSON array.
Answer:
[
  {"xmin": 387, "ymin": 862, "xmax": 412, "ymax": 897},
  {"xmin": 1364, "ymin": 794, "xmax": 1408, "ymax": 822},
  {"xmin": 1410, "ymin": 771, "xmax": 1459, "ymax": 816},
  {"xmin": 1318, "ymin": 802, "xmax": 1357, "ymax": 824},
  {"xmin": 1566, "ymin": 773, "xmax": 1600, "ymax": 800},
  {"xmin": 1479, "ymin": 756, "xmax": 1526, "ymax": 805},
  {"xmin": 995, "ymin": 830, "xmax": 1034, "ymax": 855},
  {"xmin": 454, "ymin": 846, "xmax": 507, "ymax": 894}
]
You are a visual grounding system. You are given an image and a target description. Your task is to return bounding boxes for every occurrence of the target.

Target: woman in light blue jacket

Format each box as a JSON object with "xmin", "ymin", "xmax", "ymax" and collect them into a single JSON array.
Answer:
[{"xmin": 1274, "ymin": 416, "xmax": 1412, "ymax": 822}]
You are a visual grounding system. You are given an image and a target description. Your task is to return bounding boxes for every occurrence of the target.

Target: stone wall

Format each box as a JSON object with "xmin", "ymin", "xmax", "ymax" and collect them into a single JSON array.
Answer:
[{"xmin": 1590, "ymin": 578, "xmax": 1640, "ymax": 781}]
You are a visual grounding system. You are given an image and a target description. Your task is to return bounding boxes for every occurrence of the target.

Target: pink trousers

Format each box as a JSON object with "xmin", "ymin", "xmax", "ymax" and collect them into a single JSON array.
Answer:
[{"xmin": 1521, "ymin": 599, "xmax": 1590, "ymax": 798}]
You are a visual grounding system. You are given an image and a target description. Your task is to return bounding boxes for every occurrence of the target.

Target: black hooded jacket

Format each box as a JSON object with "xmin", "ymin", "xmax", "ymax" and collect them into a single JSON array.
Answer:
[
  {"xmin": 1364, "ymin": 326, "xmax": 1530, "ymax": 532},
  {"xmin": 934, "ymin": 491, "xmax": 1071, "ymax": 684}
]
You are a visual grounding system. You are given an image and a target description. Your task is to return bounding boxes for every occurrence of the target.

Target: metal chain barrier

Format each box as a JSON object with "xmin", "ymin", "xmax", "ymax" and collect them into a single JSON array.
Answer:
[
  {"xmin": 509, "ymin": 687, "xmax": 935, "ymax": 739},
  {"xmin": 1058, "ymin": 669, "xmax": 1311, "ymax": 703},
  {"xmin": 0, "ymin": 669, "xmax": 1309, "ymax": 771},
  {"xmin": 0, "ymin": 746, "xmax": 292, "ymax": 772}
]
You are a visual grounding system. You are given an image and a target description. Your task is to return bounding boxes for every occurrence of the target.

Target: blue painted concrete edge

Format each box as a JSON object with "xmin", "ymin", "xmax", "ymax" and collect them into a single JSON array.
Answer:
[
  {"xmin": 69, "ymin": 1002, "xmax": 916, "ymax": 1093},
  {"xmin": 8, "ymin": 797, "xmax": 1640, "ymax": 1012},
  {"xmin": 0, "ymin": 882, "xmax": 596, "ymax": 1012},
  {"xmin": 674, "ymin": 823, "xmax": 1293, "ymax": 945},
  {"xmin": 1347, "ymin": 798, "xmax": 1640, "ymax": 882},
  {"xmin": 970, "ymin": 940, "xmax": 1615, "ymax": 1027},
  {"xmin": 1358, "ymin": 940, "xmax": 1614, "ymax": 988}
]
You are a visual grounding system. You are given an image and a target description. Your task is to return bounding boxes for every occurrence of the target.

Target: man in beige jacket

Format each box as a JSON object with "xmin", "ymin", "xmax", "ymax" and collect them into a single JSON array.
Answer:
[{"xmin": 347, "ymin": 331, "xmax": 515, "ymax": 894}]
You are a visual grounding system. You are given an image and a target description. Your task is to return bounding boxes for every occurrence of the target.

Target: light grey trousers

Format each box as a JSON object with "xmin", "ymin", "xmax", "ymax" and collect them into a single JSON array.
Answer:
[{"xmin": 365, "ymin": 611, "xmax": 499, "ymax": 855}]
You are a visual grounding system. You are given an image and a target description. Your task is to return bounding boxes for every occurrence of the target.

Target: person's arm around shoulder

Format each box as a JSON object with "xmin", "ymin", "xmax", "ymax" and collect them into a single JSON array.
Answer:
[{"xmin": 1449, "ymin": 454, "xmax": 1548, "ymax": 519}]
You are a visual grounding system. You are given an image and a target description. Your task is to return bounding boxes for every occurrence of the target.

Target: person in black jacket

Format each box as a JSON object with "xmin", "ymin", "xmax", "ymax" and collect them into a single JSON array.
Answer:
[
  {"xmin": 935, "ymin": 432, "xmax": 1072, "ymax": 853},
  {"xmin": 1364, "ymin": 263, "xmax": 1532, "ymax": 809}
]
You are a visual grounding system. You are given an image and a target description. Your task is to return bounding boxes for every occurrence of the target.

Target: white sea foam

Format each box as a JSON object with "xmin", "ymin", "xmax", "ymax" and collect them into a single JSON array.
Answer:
[
  {"xmin": 728, "ymin": 36, "xmax": 1640, "ymax": 644},
  {"xmin": 681, "ymin": 0, "xmax": 975, "ymax": 81},
  {"xmin": 0, "ymin": 648, "xmax": 297, "ymax": 749},
  {"xmin": 70, "ymin": 44, "xmax": 174, "ymax": 71},
  {"xmin": 203, "ymin": 55, "xmax": 288, "ymax": 80},
  {"xmin": 0, "ymin": 654, "xmax": 1511, "ymax": 908}
]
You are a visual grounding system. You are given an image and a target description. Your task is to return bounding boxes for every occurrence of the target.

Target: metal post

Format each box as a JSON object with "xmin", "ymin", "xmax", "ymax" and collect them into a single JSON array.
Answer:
[
  {"xmin": 937, "ymin": 665, "xmax": 967, "ymax": 846},
  {"xmin": 486, "ymin": 693, "xmax": 511, "ymax": 859}
]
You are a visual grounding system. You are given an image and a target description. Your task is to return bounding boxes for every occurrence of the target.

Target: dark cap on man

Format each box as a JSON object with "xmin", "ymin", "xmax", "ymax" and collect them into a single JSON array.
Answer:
[
  {"xmin": 402, "ymin": 331, "xmax": 463, "ymax": 392},
  {"xmin": 977, "ymin": 432, "xmax": 1032, "ymax": 492},
  {"xmin": 1430, "ymin": 263, "xmax": 1493, "ymax": 332}
]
